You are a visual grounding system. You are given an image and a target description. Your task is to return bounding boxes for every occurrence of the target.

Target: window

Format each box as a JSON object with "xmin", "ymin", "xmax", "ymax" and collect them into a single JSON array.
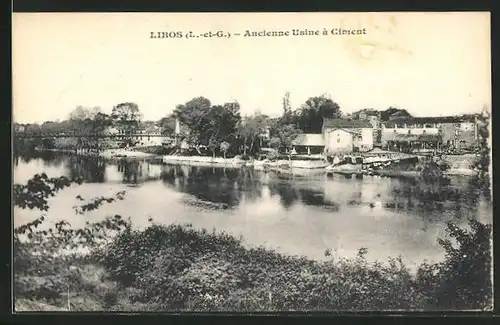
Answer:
[
  {"xmin": 336, "ymin": 138, "xmax": 340, "ymax": 143},
  {"xmin": 394, "ymin": 130, "xmax": 397, "ymax": 133},
  {"xmin": 423, "ymin": 130, "xmax": 427, "ymax": 134}
]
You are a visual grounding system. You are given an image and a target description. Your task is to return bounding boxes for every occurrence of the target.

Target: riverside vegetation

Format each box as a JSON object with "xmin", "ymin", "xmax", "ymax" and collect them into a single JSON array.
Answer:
[{"xmin": 13, "ymin": 172, "xmax": 493, "ymax": 312}]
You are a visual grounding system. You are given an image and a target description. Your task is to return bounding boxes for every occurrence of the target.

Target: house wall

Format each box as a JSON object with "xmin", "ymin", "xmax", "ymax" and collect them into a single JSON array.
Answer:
[
  {"xmin": 381, "ymin": 121, "xmax": 478, "ymax": 149},
  {"xmin": 440, "ymin": 122, "xmax": 477, "ymax": 148},
  {"xmin": 353, "ymin": 128, "xmax": 374, "ymax": 152},
  {"xmin": 136, "ymin": 135, "xmax": 170, "ymax": 146},
  {"xmin": 382, "ymin": 126, "xmax": 440, "ymax": 136},
  {"xmin": 381, "ymin": 125, "xmax": 439, "ymax": 146},
  {"xmin": 367, "ymin": 116, "xmax": 380, "ymax": 128},
  {"xmin": 294, "ymin": 145, "xmax": 324, "ymax": 155},
  {"xmin": 324, "ymin": 129, "xmax": 354, "ymax": 154}
]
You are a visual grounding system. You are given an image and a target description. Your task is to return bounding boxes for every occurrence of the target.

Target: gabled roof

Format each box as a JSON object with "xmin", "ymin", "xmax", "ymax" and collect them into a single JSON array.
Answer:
[
  {"xmin": 326, "ymin": 128, "xmax": 361, "ymax": 135},
  {"xmin": 292, "ymin": 133, "xmax": 325, "ymax": 146},
  {"xmin": 323, "ymin": 118, "xmax": 372, "ymax": 129}
]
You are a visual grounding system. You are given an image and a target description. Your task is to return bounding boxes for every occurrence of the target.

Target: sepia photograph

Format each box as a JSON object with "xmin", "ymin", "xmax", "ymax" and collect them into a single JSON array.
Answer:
[{"xmin": 12, "ymin": 12, "xmax": 492, "ymax": 312}]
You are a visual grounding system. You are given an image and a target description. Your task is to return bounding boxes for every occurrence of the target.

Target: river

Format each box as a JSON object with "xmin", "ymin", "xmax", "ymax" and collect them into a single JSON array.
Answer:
[{"xmin": 13, "ymin": 152, "xmax": 492, "ymax": 268}]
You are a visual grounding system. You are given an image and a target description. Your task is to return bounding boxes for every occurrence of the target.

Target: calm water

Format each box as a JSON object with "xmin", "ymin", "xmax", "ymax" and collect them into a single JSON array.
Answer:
[{"xmin": 13, "ymin": 152, "xmax": 492, "ymax": 267}]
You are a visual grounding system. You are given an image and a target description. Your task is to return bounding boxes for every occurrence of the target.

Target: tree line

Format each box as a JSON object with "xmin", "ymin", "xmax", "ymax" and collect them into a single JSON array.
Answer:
[
  {"xmin": 159, "ymin": 93, "xmax": 415, "ymax": 157},
  {"xmin": 14, "ymin": 93, "xmax": 417, "ymax": 156}
]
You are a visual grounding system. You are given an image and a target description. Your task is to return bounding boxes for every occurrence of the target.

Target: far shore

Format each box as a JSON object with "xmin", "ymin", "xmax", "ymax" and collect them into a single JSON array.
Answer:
[
  {"xmin": 100, "ymin": 148, "xmax": 158, "ymax": 159},
  {"xmin": 33, "ymin": 147, "xmax": 159, "ymax": 159},
  {"xmin": 27, "ymin": 147, "xmax": 481, "ymax": 177}
]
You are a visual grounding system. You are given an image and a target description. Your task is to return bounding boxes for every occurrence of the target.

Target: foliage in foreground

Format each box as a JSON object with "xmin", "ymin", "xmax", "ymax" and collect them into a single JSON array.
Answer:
[{"xmin": 13, "ymin": 174, "xmax": 493, "ymax": 312}]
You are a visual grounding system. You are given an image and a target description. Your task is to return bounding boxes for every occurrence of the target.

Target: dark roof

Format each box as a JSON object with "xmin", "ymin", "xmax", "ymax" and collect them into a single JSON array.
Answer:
[
  {"xmin": 323, "ymin": 118, "xmax": 372, "ymax": 129},
  {"xmin": 382, "ymin": 115, "xmax": 476, "ymax": 127}
]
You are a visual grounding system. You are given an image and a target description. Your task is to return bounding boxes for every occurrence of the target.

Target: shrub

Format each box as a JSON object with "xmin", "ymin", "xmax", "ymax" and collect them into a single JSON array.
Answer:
[{"xmin": 416, "ymin": 219, "xmax": 493, "ymax": 310}]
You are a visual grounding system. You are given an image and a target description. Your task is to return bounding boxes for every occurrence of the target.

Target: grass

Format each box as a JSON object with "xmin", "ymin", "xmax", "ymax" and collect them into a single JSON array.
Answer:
[{"xmin": 14, "ymin": 219, "xmax": 492, "ymax": 312}]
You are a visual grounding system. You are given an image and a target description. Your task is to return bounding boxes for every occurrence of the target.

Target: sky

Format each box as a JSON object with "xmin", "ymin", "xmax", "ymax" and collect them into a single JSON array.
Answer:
[{"xmin": 12, "ymin": 12, "xmax": 491, "ymax": 124}]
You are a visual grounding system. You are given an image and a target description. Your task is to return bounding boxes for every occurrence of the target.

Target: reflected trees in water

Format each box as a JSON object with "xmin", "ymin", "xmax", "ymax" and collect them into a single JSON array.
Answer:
[
  {"xmin": 66, "ymin": 156, "xmax": 106, "ymax": 183},
  {"xmin": 14, "ymin": 152, "xmax": 68, "ymax": 168},
  {"xmin": 15, "ymin": 153, "xmax": 492, "ymax": 227},
  {"xmin": 160, "ymin": 165, "xmax": 243, "ymax": 208}
]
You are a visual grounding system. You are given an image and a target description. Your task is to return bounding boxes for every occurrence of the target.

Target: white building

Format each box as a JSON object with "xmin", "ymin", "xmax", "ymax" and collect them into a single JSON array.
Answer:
[
  {"xmin": 322, "ymin": 118, "xmax": 374, "ymax": 154},
  {"xmin": 291, "ymin": 134, "xmax": 325, "ymax": 155}
]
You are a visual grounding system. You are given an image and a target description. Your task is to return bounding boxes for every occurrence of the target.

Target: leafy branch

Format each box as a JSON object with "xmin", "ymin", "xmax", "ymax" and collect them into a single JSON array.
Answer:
[
  {"xmin": 13, "ymin": 173, "xmax": 83, "ymax": 211},
  {"xmin": 73, "ymin": 191, "xmax": 127, "ymax": 215}
]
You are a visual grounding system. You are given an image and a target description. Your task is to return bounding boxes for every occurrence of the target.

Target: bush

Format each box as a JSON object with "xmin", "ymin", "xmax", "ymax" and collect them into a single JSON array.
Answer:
[{"xmin": 417, "ymin": 219, "xmax": 493, "ymax": 310}]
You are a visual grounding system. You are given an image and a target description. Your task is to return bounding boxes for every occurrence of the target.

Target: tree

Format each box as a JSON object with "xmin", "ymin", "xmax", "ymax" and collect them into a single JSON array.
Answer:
[
  {"xmin": 351, "ymin": 108, "xmax": 379, "ymax": 120},
  {"xmin": 380, "ymin": 107, "xmax": 412, "ymax": 121},
  {"xmin": 472, "ymin": 106, "xmax": 490, "ymax": 184},
  {"xmin": 13, "ymin": 173, "xmax": 129, "ymax": 310},
  {"xmin": 280, "ymin": 92, "xmax": 300, "ymax": 126},
  {"xmin": 202, "ymin": 104, "xmax": 241, "ymax": 157},
  {"xmin": 40, "ymin": 121, "xmax": 63, "ymax": 134},
  {"xmin": 111, "ymin": 102, "xmax": 142, "ymax": 142},
  {"xmin": 68, "ymin": 106, "xmax": 93, "ymax": 122},
  {"xmin": 237, "ymin": 113, "xmax": 269, "ymax": 156},
  {"xmin": 67, "ymin": 106, "xmax": 112, "ymax": 151},
  {"xmin": 282, "ymin": 92, "xmax": 292, "ymax": 115},
  {"xmin": 174, "ymin": 97, "xmax": 212, "ymax": 148},
  {"xmin": 296, "ymin": 94, "xmax": 342, "ymax": 133},
  {"xmin": 220, "ymin": 141, "xmax": 230, "ymax": 159},
  {"xmin": 269, "ymin": 122, "xmax": 302, "ymax": 153},
  {"xmin": 174, "ymin": 98, "xmax": 241, "ymax": 156},
  {"xmin": 24, "ymin": 124, "xmax": 42, "ymax": 135},
  {"xmin": 159, "ymin": 115, "xmax": 176, "ymax": 136},
  {"xmin": 68, "ymin": 106, "xmax": 105, "ymax": 133},
  {"xmin": 269, "ymin": 137, "xmax": 281, "ymax": 150}
]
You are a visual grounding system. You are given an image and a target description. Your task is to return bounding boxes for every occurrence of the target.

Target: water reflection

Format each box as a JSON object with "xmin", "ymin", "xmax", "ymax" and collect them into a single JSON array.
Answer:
[
  {"xmin": 13, "ymin": 153, "xmax": 491, "ymax": 220},
  {"xmin": 13, "ymin": 153, "xmax": 493, "ymax": 265},
  {"xmin": 161, "ymin": 165, "xmax": 243, "ymax": 207},
  {"xmin": 14, "ymin": 151, "xmax": 68, "ymax": 168},
  {"xmin": 66, "ymin": 156, "xmax": 107, "ymax": 183}
]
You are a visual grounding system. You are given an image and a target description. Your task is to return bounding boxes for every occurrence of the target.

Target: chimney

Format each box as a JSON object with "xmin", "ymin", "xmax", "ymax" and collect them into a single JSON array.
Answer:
[{"xmin": 175, "ymin": 118, "xmax": 181, "ymax": 135}]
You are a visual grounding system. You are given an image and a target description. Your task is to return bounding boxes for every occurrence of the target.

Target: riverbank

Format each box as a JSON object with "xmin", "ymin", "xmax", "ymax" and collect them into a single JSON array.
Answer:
[
  {"xmin": 100, "ymin": 149, "xmax": 158, "ymax": 159},
  {"xmin": 15, "ymin": 220, "xmax": 492, "ymax": 312},
  {"xmin": 163, "ymin": 155, "xmax": 247, "ymax": 166},
  {"xmin": 28, "ymin": 147, "xmax": 481, "ymax": 177}
]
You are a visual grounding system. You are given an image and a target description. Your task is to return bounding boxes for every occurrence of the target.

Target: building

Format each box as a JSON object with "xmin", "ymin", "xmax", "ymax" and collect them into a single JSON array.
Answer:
[
  {"xmin": 104, "ymin": 124, "xmax": 171, "ymax": 147},
  {"xmin": 357, "ymin": 111, "xmax": 382, "ymax": 145},
  {"xmin": 105, "ymin": 126, "xmax": 120, "ymax": 135},
  {"xmin": 291, "ymin": 134, "xmax": 325, "ymax": 155},
  {"xmin": 381, "ymin": 116, "xmax": 479, "ymax": 152},
  {"xmin": 322, "ymin": 118, "xmax": 374, "ymax": 154},
  {"xmin": 141, "ymin": 125, "xmax": 169, "ymax": 146}
]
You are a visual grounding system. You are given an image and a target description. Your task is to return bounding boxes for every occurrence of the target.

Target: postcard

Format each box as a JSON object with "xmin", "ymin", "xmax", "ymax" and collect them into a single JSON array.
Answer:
[{"xmin": 12, "ymin": 12, "xmax": 492, "ymax": 312}]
